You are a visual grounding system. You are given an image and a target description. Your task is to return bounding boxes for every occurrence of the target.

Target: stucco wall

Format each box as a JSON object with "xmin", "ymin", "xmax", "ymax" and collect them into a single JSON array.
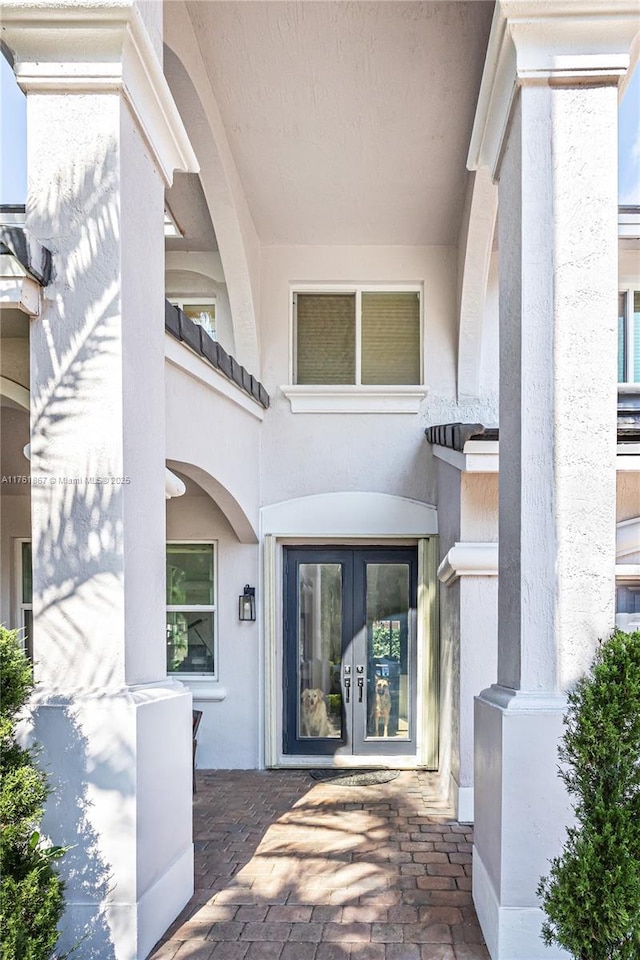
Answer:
[
  {"xmin": 165, "ymin": 354, "xmax": 261, "ymax": 538},
  {"xmin": 435, "ymin": 460, "xmax": 462, "ymax": 792},
  {"xmin": 259, "ymin": 244, "xmax": 464, "ymax": 507},
  {"xmin": 461, "ymin": 474, "xmax": 498, "ymax": 540},
  {"xmin": 478, "ymin": 253, "xmax": 499, "ymax": 409},
  {"xmin": 1, "ymin": 338, "xmax": 30, "ymax": 389},
  {"xmin": 166, "ymin": 490, "xmax": 260, "ymax": 769}
]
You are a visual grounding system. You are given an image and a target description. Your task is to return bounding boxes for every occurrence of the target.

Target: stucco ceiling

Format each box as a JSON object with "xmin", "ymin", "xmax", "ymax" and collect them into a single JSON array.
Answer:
[{"xmin": 183, "ymin": 0, "xmax": 493, "ymax": 247}]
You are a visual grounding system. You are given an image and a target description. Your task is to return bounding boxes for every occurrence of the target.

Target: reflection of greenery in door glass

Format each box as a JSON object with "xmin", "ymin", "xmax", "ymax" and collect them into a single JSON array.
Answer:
[
  {"xmin": 298, "ymin": 564, "xmax": 342, "ymax": 665},
  {"xmin": 367, "ymin": 564, "xmax": 409, "ymax": 663},
  {"xmin": 372, "ymin": 620, "xmax": 401, "ymax": 660}
]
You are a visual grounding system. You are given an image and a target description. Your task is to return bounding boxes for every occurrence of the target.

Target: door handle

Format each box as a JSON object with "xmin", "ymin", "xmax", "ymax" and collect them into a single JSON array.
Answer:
[
  {"xmin": 344, "ymin": 677, "xmax": 351, "ymax": 703},
  {"xmin": 357, "ymin": 676, "xmax": 364, "ymax": 702}
]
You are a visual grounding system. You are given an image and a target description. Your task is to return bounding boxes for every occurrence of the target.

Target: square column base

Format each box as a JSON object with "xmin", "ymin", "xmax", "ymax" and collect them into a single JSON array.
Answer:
[
  {"xmin": 473, "ymin": 686, "xmax": 572, "ymax": 960},
  {"xmin": 450, "ymin": 774, "xmax": 475, "ymax": 823},
  {"xmin": 27, "ymin": 682, "xmax": 194, "ymax": 960}
]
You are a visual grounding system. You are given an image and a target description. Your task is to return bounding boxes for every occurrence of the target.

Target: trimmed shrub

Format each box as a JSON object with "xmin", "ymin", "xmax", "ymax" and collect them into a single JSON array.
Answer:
[
  {"xmin": 0, "ymin": 626, "xmax": 65, "ymax": 960},
  {"xmin": 538, "ymin": 629, "xmax": 640, "ymax": 960}
]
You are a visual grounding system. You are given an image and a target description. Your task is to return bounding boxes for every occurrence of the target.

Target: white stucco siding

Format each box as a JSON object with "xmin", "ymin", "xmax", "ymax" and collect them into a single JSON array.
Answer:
[
  {"xmin": 461, "ymin": 474, "xmax": 498, "ymax": 542},
  {"xmin": 120, "ymin": 98, "xmax": 168, "ymax": 687},
  {"xmin": 165, "ymin": 356, "xmax": 261, "ymax": 539},
  {"xmin": 459, "ymin": 577, "xmax": 498, "ymax": 787},
  {"xmin": 436, "ymin": 460, "xmax": 463, "ymax": 797},
  {"xmin": 166, "ymin": 493, "xmax": 260, "ymax": 769},
  {"xmin": 478, "ymin": 253, "xmax": 499, "ymax": 407},
  {"xmin": 259, "ymin": 244, "xmax": 464, "ymax": 506},
  {"xmin": 1, "ymin": 338, "xmax": 30, "ymax": 389}
]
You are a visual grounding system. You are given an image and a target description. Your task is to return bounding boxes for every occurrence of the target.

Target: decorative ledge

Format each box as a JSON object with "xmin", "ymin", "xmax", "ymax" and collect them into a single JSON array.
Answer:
[
  {"xmin": 0, "ymin": 209, "xmax": 53, "ymax": 287},
  {"xmin": 281, "ymin": 384, "xmax": 427, "ymax": 414},
  {"xmin": 176, "ymin": 681, "xmax": 227, "ymax": 702},
  {"xmin": 437, "ymin": 542, "xmax": 498, "ymax": 586},
  {"xmin": 165, "ymin": 300, "xmax": 269, "ymax": 409},
  {"xmin": 427, "ymin": 415, "xmax": 640, "ymax": 473},
  {"xmin": 438, "ymin": 520, "xmax": 640, "ymax": 587},
  {"xmin": 426, "ymin": 423, "xmax": 498, "ymax": 451}
]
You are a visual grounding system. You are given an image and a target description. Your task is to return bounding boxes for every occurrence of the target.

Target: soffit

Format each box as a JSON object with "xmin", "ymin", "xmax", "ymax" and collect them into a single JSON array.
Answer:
[
  {"xmin": 185, "ymin": 1, "xmax": 494, "ymax": 246},
  {"xmin": 165, "ymin": 172, "xmax": 218, "ymax": 253}
]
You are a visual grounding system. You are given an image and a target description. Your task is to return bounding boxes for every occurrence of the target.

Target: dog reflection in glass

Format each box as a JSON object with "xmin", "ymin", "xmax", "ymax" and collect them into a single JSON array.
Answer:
[
  {"xmin": 371, "ymin": 676, "xmax": 392, "ymax": 738},
  {"xmin": 300, "ymin": 687, "xmax": 331, "ymax": 738}
]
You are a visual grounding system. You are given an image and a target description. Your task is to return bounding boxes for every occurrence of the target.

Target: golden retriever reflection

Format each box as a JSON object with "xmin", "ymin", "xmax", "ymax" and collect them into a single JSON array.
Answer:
[{"xmin": 300, "ymin": 687, "xmax": 331, "ymax": 738}]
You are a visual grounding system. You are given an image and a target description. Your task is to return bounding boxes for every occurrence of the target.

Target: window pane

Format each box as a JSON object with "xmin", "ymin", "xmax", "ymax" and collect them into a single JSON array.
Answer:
[
  {"xmin": 361, "ymin": 292, "xmax": 420, "ymax": 385},
  {"xmin": 166, "ymin": 544, "xmax": 214, "ymax": 605},
  {"xmin": 366, "ymin": 563, "xmax": 411, "ymax": 740},
  {"xmin": 183, "ymin": 303, "xmax": 215, "ymax": 339},
  {"xmin": 22, "ymin": 541, "xmax": 32, "ymax": 604},
  {"xmin": 634, "ymin": 291, "xmax": 640, "ymax": 384},
  {"xmin": 298, "ymin": 563, "xmax": 342, "ymax": 739},
  {"xmin": 166, "ymin": 612, "xmax": 215, "ymax": 673},
  {"xmin": 296, "ymin": 294, "xmax": 356, "ymax": 384},
  {"xmin": 615, "ymin": 581, "xmax": 640, "ymax": 633},
  {"xmin": 618, "ymin": 293, "xmax": 627, "ymax": 383}
]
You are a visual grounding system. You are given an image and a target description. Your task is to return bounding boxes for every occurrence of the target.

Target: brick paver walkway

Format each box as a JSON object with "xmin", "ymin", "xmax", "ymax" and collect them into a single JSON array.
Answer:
[{"xmin": 148, "ymin": 770, "xmax": 489, "ymax": 960}]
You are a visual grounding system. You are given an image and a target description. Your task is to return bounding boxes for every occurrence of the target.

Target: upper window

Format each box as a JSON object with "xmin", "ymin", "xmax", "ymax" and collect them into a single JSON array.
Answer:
[
  {"xmin": 618, "ymin": 289, "xmax": 640, "ymax": 384},
  {"xmin": 169, "ymin": 298, "xmax": 216, "ymax": 341},
  {"xmin": 293, "ymin": 287, "xmax": 422, "ymax": 386},
  {"xmin": 166, "ymin": 542, "xmax": 217, "ymax": 676}
]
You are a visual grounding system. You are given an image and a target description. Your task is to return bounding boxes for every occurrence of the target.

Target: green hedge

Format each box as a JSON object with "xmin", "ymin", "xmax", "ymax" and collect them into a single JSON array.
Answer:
[
  {"xmin": 0, "ymin": 626, "xmax": 65, "ymax": 960},
  {"xmin": 538, "ymin": 629, "xmax": 640, "ymax": 960}
]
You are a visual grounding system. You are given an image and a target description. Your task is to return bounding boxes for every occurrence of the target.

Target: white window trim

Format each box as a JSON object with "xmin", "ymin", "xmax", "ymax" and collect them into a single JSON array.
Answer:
[
  {"xmin": 619, "ymin": 286, "xmax": 638, "ymax": 386},
  {"xmin": 166, "ymin": 540, "xmax": 218, "ymax": 680},
  {"xmin": 13, "ymin": 538, "xmax": 32, "ymax": 657},
  {"xmin": 284, "ymin": 283, "xmax": 428, "ymax": 413}
]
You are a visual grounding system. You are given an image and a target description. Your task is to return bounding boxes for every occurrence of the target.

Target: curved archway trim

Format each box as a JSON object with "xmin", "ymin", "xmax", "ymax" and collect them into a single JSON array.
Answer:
[
  {"xmin": 1, "ymin": 377, "xmax": 30, "ymax": 410},
  {"xmin": 261, "ymin": 492, "xmax": 438, "ymax": 538},
  {"xmin": 167, "ymin": 459, "xmax": 258, "ymax": 544}
]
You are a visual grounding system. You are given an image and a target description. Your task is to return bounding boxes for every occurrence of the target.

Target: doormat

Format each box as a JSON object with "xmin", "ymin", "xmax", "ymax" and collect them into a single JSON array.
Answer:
[{"xmin": 309, "ymin": 769, "xmax": 400, "ymax": 786}]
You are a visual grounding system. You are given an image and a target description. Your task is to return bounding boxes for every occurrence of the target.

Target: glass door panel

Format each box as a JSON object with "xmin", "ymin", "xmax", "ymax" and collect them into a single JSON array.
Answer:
[
  {"xmin": 283, "ymin": 547, "xmax": 417, "ymax": 759},
  {"xmin": 297, "ymin": 563, "xmax": 343, "ymax": 740},
  {"xmin": 365, "ymin": 563, "xmax": 411, "ymax": 741}
]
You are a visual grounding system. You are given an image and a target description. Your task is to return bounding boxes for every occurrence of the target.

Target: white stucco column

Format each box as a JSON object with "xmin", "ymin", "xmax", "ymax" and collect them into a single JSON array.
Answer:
[
  {"xmin": 467, "ymin": 3, "xmax": 639, "ymax": 958},
  {"xmin": 2, "ymin": 3, "xmax": 199, "ymax": 958}
]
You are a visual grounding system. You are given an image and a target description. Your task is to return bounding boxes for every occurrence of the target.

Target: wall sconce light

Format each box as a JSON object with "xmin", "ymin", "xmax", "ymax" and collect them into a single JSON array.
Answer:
[{"xmin": 239, "ymin": 585, "xmax": 256, "ymax": 621}]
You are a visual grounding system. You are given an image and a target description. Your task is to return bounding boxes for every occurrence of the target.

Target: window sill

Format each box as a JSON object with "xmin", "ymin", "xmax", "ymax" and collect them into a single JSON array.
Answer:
[
  {"xmin": 171, "ymin": 676, "xmax": 227, "ymax": 702},
  {"xmin": 280, "ymin": 384, "xmax": 428, "ymax": 414}
]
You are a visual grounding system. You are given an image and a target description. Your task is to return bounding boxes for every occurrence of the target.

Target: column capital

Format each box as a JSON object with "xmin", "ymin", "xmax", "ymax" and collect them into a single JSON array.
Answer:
[
  {"xmin": 468, "ymin": 0, "xmax": 640, "ymax": 178},
  {"xmin": 1, "ymin": 1, "xmax": 198, "ymax": 186}
]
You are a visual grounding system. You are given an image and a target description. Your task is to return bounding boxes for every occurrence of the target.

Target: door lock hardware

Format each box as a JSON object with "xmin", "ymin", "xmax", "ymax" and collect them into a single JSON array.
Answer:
[
  {"xmin": 344, "ymin": 676, "xmax": 351, "ymax": 703},
  {"xmin": 357, "ymin": 676, "xmax": 364, "ymax": 702},
  {"xmin": 356, "ymin": 664, "xmax": 364, "ymax": 674}
]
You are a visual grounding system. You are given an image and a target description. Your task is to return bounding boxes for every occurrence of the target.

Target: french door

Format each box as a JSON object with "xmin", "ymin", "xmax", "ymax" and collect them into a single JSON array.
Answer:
[{"xmin": 283, "ymin": 546, "xmax": 418, "ymax": 758}]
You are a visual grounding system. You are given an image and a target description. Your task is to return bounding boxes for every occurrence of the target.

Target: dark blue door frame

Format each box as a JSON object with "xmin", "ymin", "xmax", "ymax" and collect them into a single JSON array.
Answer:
[{"xmin": 283, "ymin": 546, "xmax": 418, "ymax": 758}]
